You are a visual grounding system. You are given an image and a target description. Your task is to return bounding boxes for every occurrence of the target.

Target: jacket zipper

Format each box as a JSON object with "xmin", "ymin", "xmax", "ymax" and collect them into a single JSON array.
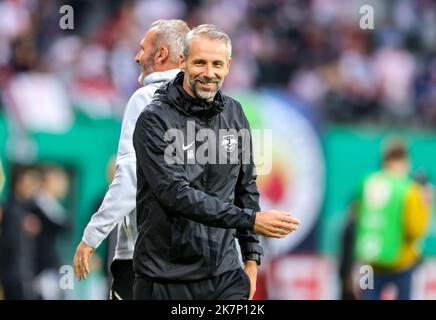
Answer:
[{"xmin": 203, "ymin": 115, "xmax": 216, "ymax": 271}]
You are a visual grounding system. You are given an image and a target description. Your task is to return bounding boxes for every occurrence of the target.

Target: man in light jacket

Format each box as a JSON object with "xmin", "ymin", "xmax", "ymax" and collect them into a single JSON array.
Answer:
[{"xmin": 73, "ymin": 19, "xmax": 190, "ymax": 300}]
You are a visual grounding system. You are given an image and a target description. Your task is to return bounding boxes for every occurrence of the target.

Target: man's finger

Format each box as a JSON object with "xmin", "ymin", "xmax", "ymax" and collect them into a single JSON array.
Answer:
[
  {"xmin": 274, "ymin": 222, "xmax": 297, "ymax": 233},
  {"xmin": 82, "ymin": 256, "xmax": 89, "ymax": 273},
  {"xmin": 73, "ymin": 256, "xmax": 82, "ymax": 280},
  {"xmin": 270, "ymin": 227, "xmax": 289, "ymax": 237},
  {"xmin": 288, "ymin": 223, "xmax": 299, "ymax": 231},
  {"xmin": 77, "ymin": 261, "xmax": 83, "ymax": 280},
  {"xmin": 79, "ymin": 258, "xmax": 88, "ymax": 280},
  {"xmin": 274, "ymin": 224, "xmax": 300, "ymax": 236},
  {"xmin": 83, "ymin": 259, "xmax": 90, "ymax": 276},
  {"xmin": 279, "ymin": 215, "xmax": 300, "ymax": 225},
  {"xmin": 289, "ymin": 217, "xmax": 300, "ymax": 225},
  {"xmin": 249, "ymin": 282, "xmax": 256, "ymax": 299},
  {"xmin": 265, "ymin": 231, "xmax": 281, "ymax": 238},
  {"xmin": 73, "ymin": 261, "xmax": 80, "ymax": 280},
  {"xmin": 80, "ymin": 259, "xmax": 89, "ymax": 280}
]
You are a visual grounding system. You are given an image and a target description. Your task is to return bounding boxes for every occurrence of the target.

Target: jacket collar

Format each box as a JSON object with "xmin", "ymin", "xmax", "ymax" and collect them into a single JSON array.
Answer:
[{"xmin": 142, "ymin": 69, "xmax": 180, "ymax": 86}]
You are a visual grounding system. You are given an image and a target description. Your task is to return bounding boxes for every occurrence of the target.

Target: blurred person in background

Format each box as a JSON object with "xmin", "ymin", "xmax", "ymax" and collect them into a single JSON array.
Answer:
[
  {"xmin": 0, "ymin": 0, "xmax": 435, "ymax": 127},
  {"xmin": 4, "ymin": 34, "xmax": 73, "ymax": 134},
  {"xmin": 73, "ymin": 19, "xmax": 190, "ymax": 300},
  {"xmin": 0, "ymin": 165, "xmax": 41, "ymax": 300},
  {"xmin": 0, "ymin": 160, "xmax": 4, "ymax": 192},
  {"xmin": 354, "ymin": 139, "xmax": 432, "ymax": 300},
  {"xmin": 338, "ymin": 200, "xmax": 358, "ymax": 300},
  {"xmin": 0, "ymin": 160, "xmax": 4, "ymax": 225},
  {"xmin": 413, "ymin": 170, "xmax": 435, "ymax": 210},
  {"xmin": 32, "ymin": 165, "xmax": 70, "ymax": 300}
]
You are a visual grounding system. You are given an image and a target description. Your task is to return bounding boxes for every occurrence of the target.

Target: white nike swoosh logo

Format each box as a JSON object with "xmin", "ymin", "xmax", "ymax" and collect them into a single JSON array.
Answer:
[{"xmin": 182, "ymin": 142, "xmax": 194, "ymax": 151}]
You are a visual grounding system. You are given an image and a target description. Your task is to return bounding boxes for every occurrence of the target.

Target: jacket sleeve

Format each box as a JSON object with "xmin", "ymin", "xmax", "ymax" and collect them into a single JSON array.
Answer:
[
  {"xmin": 82, "ymin": 154, "xmax": 137, "ymax": 248},
  {"xmin": 82, "ymin": 89, "xmax": 150, "ymax": 248},
  {"xmin": 133, "ymin": 109, "xmax": 256, "ymax": 230},
  {"xmin": 234, "ymin": 111, "xmax": 263, "ymax": 258}
]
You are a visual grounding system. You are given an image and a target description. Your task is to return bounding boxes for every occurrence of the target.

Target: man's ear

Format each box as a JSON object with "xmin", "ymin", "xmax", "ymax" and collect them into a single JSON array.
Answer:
[
  {"xmin": 179, "ymin": 55, "xmax": 186, "ymax": 72},
  {"xmin": 155, "ymin": 47, "xmax": 169, "ymax": 65},
  {"xmin": 225, "ymin": 58, "xmax": 232, "ymax": 75}
]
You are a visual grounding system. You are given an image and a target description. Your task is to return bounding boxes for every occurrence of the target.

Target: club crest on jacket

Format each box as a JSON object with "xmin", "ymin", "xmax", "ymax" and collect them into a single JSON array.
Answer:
[{"xmin": 222, "ymin": 135, "xmax": 237, "ymax": 152}]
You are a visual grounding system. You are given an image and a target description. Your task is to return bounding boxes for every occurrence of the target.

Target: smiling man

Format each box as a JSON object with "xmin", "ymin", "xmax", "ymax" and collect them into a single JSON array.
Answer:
[
  {"xmin": 181, "ymin": 33, "xmax": 228, "ymax": 102},
  {"xmin": 132, "ymin": 24, "xmax": 300, "ymax": 300}
]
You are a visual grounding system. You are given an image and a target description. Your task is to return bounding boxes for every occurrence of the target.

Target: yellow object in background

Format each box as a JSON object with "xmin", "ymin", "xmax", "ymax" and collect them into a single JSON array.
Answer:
[{"xmin": 393, "ymin": 183, "xmax": 433, "ymax": 271}]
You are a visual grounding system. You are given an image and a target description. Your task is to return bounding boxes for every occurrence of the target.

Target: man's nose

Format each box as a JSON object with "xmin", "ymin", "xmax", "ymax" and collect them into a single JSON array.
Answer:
[
  {"xmin": 203, "ymin": 65, "xmax": 215, "ymax": 79},
  {"xmin": 134, "ymin": 52, "xmax": 140, "ymax": 64}
]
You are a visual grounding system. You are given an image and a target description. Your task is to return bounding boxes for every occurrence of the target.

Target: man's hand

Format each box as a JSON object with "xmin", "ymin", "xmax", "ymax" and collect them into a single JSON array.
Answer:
[
  {"xmin": 22, "ymin": 213, "xmax": 41, "ymax": 236},
  {"xmin": 73, "ymin": 241, "xmax": 96, "ymax": 281},
  {"xmin": 244, "ymin": 260, "xmax": 257, "ymax": 300},
  {"xmin": 253, "ymin": 210, "xmax": 300, "ymax": 238}
]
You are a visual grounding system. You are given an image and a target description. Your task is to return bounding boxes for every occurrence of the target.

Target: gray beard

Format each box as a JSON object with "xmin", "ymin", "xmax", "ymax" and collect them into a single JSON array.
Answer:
[
  {"xmin": 188, "ymin": 77, "xmax": 223, "ymax": 102},
  {"xmin": 138, "ymin": 72, "xmax": 145, "ymax": 85},
  {"xmin": 192, "ymin": 85, "xmax": 217, "ymax": 101},
  {"xmin": 137, "ymin": 55, "xmax": 154, "ymax": 85}
]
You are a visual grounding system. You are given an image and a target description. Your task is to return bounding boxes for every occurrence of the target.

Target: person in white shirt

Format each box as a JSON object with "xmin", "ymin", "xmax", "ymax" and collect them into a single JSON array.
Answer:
[{"xmin": 73, "ymin": 19, "xmax": 190, "ymax": 300}]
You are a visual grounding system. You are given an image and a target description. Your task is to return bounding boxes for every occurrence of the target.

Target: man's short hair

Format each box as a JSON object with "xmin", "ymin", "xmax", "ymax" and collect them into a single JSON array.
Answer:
[
  {"xmin": 183, "ymin": 24, "xmax": 232, "ymax": 59},
  {"xmin": 150, "ymin": 19, "xmax": 190, "ymax": 64},
  {"xmin": 382, "ymin": 138, "xmax": 409, "ymax": 164}
]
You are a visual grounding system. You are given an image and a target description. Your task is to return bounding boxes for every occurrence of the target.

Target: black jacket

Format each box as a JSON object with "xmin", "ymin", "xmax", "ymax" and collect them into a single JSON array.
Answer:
[{"xmin": 133, "ymin": 72, "xmax": 263, "ymax": 281}]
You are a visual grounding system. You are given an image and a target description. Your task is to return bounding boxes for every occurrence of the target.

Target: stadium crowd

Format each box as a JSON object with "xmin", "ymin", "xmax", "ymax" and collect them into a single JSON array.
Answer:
[{"xmin": 0, "ymin": 0, "xmax": 435, "ymax": 126}]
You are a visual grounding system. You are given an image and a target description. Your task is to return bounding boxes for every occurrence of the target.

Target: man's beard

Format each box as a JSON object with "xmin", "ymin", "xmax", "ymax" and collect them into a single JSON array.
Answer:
[
  {"xmin": 137, "ymin": 54, "xmax": 154, "ymax": 85},
  {"xmin": 138, "ymin": 71, "xmax": 146, "ymax": 85},
  {"xmin": 187, "ymin": 73, "xmax": 223, "ymax": 101}
]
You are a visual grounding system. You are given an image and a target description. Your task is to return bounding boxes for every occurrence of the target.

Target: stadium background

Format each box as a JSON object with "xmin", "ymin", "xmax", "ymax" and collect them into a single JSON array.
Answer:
[{"xmin": 0, "ymin": 0, "xmax": 435, "ymax": 299}]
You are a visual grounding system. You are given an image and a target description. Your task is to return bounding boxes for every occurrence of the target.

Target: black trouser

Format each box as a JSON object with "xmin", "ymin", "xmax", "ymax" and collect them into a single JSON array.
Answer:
[
  {"xmin": 134, "ymin": 268, "xmax": 250, "ymax": 300},
  {"xmin": 109, "ymin": 259, "xmax": 135, "ymax": 300}
]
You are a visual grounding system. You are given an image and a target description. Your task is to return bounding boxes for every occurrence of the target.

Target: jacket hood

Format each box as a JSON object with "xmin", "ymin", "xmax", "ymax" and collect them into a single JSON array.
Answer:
[
  {"xmin": 142, "ymin": 69, "xmax": 180, "ymax": 86},
  {"xmin": 155, "ymin": 71, "xmax": 226, "ymax": 119}
]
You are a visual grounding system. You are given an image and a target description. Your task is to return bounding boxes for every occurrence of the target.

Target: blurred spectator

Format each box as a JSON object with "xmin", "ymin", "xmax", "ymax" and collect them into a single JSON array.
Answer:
[
  {"xmin": 416, "ymin": 57, "xmax": 436, "ymax": 126},
  {"xmin": 70, "ymin": 42, "xmax": 121, "ymax": 118},
  {"xmin": 338, "ymin": 201, "xmax": 358, "ymax": 300},
  {"xmin": 413, "ymin": 169, "xmax": 435, "ymax": 214},
  {"xmin": 0, "ymin": 159, "xmax": 4, "ymax": 197},
  {"xmin": 373, "ymin": 39, "xmax": 416, "ymax": 122},
  {"xmin": 0, "ymin": 0, "xmax": 434, "ymax": 125},
  {"xmin": 353, "ymin": 139, "xmax": 433, "ymax": 300},
  {"xmin": 3, "ymin": 34, "xmax": 73, "ymax": 133},
  {"xmin": 32, "ymin": 165, "xmax": 70, "ymax": 300},
  {"xmin": 0, "ymin": 165, "xmax": 41, "ymax": 300},
  {"xmin": 0, "ymin": 159, "xmax": 4, "ymax": 229}
]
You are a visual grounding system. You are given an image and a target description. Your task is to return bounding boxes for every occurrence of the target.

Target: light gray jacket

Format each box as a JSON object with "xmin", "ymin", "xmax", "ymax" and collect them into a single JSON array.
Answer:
[{"xmin": 82, "ymin": 69, "xmax": 180, "ymax": 260}]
